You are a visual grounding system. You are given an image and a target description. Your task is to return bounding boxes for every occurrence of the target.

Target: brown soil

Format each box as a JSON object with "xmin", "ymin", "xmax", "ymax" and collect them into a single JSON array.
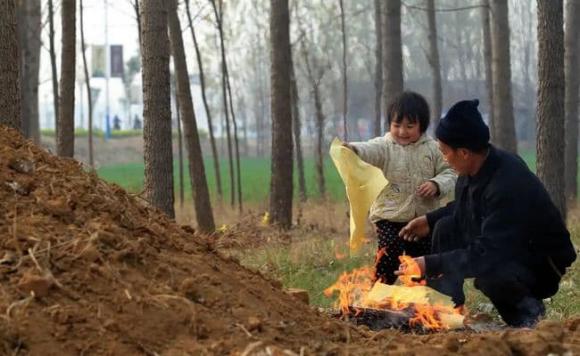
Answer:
[{"xmin": 1, "ymin": 126, "xmax": 579, "ymax": 355}]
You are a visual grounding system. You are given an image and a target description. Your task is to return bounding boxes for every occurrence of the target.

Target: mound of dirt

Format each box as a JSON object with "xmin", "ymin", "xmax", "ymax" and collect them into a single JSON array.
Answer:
[{"xmin": 0, "ymin": 125, "xmax": 579, "ymax": 355}]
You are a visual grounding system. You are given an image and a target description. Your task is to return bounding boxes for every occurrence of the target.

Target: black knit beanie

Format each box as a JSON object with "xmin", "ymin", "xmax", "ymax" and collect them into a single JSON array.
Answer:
[{"xmin": 435, "ymin": 99, "xmax": 490, "ymax": 150}]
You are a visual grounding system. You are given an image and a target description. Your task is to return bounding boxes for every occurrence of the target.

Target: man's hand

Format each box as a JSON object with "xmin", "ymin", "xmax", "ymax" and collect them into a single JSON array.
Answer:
[
  {"xmin": 399, "ymin": 215, "xmax": 430, "ymax": 241},
  {"xmin": 416, "ymin": 181, "xmax": 439, "ymax": 198},
  {"xmin": 394, "ymin": 256, "xmax": 426, "ymax": 277}
]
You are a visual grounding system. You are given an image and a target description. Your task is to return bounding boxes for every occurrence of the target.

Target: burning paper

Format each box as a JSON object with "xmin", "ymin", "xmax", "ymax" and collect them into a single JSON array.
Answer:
[{"xmin": 329, "ymin": 138, "xmax": 389, "ymax": 254}]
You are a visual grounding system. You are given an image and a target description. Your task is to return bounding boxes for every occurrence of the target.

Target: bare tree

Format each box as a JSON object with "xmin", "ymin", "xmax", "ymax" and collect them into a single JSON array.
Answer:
[
  {"xmin": 338, "ymin": 0, "xmax": 348, "ymax": 140},
  {"xmin": 537, "ymin": 0, "xmax": 566, "ymax": 217},
  {"xmin": 80, "ymin": 0, "xmax": 94, "ymax": 167},
  {"xmin": 290, "ymin": 57, "xmax": 306, "ymax": 202},
  {"xmin": 490, "ymin": 0, "xmax": 517, "ymax": 153},
  {"xmin": 56, "ymin": 0, "xmax": 77, "ymax": 157},
  {"xmin": 564, "ymin": 0, "xmax": 580, "ymax": 203},
  {"xmin": 300, "ymin": 36, "xmax": 327, "ymax": 198},
  {"xmin": 426, "ymin": 0, "xmax": 442, "ymax": 128},
  {"xmin": 48, "ymin": 0, "xmax": 59, "ymax": 134},
  {"xmin": 481, "ymin": 0, "xmax": 494, "ymax": 141},
  {"xmin": 225, "ymin": 65, "xmax": 243, "ymax": 212},
  {"xmin": 383, "ymin": 0, "xmax": 404, "ymax": 127},
  {"xmin": 168, "ymin": 0, "xmax": 215, "ymax": 232},
  {"xmin": 210, "ymin": 0, "xmax": 236, "ymax": 208},
  {"xmin": 184, "ymin": 0, "xmax": 223, "ymax": 200},
  {"xmin": 17, "ymin": 0, "xmax": 41, "ymax": 142},
  {"xmin": 141, "ymin": 0, "xmax": 175, "ymax": 218},
  {"xmin": 0, "ymin": 0, "xmax": 21, "ymax": 130},
  {"xmin": 373, "ymin": 0, "xmax": 383, "ymax": 136},
  {"xmin": 173, "ymin": 78, "xmax": 184, "ymax": 208},
  {"xmin": 270, "ymin": 0, "xmax": 293, "ymax": 228}
]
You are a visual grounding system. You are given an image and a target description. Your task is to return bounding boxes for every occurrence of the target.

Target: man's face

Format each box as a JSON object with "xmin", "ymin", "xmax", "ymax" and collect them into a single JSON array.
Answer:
[{"xmin": 438, "ymin": 141, "xmax": 470, "ymax": 175}]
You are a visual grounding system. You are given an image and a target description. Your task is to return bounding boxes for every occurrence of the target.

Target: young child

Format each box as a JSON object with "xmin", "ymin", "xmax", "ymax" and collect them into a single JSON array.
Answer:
[{"xmin": 345, "ymin": 91, "xmax": 456, "ymax": 284}]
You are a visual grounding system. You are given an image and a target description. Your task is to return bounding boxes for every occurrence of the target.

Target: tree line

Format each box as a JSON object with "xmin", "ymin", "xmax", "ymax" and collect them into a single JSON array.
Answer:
[{"xmin": 0, "ymin": 0, "xmax": 578, "ymax": 232}]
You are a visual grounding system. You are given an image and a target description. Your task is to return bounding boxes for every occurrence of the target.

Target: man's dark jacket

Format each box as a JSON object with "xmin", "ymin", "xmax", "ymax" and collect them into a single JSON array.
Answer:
[{"xmin": 425, "ymin": 146, "xmax": 577, "ymax": 297}]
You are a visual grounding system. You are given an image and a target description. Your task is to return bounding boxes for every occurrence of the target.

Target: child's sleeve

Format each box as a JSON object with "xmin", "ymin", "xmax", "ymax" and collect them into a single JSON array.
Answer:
[
  {"xmin": 429, "ymin": 149, "xmax": 457, "ymax": 197},
  {"xmin": 348, "ymin": 137, "xmax": 389, "ymax": 169}
]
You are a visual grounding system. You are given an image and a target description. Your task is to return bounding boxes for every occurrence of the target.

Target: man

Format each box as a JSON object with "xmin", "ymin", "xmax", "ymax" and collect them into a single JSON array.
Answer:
[{"xmin": 397, "ymin": 99, "xmax": 576, "ymax": 327}]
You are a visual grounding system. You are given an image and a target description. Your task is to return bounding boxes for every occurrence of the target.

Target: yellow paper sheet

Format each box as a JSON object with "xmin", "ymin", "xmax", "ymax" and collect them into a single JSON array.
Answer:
[
  {"xmin": 365, "ymin": 282, "xmax": 465, "ymax": 329},
  {"xmin": 329, "ymin": 138, "xmax": 389, "ymax": 254}
]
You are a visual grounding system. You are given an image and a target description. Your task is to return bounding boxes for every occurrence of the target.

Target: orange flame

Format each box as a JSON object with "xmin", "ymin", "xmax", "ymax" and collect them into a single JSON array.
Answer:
[
  {"xmin": 397, "ymin": 255, "xmax": 426, "ymax": 287},
  {"xmin": 325, "ymin": 253, "xmax": 464, "ymax": 331}
]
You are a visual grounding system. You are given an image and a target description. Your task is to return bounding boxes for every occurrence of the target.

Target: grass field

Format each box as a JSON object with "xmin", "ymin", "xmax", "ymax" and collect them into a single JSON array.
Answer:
[
  {"xmin": 98, "ymin": 156, "xmax": 347, "ymax": 202},
  {"xmin": 97, "ymin": 150, "xmax": 579, "ymax": 205}
]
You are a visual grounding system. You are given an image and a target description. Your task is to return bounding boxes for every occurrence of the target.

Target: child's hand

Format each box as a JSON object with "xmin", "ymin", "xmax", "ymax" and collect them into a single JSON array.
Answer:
[
  {"xmin": 416, "ymin": 181, "xmax": 438, "ymax": 198},
  {"xmin": 342, "ymin": 142, "xmax": 358, "ymax": 155}
]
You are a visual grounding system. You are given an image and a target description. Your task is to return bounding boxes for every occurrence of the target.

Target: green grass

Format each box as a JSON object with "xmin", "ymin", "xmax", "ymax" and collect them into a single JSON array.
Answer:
[{"xmin": 98, "ymin": 156, "xmax": 347, "ymax": 203}]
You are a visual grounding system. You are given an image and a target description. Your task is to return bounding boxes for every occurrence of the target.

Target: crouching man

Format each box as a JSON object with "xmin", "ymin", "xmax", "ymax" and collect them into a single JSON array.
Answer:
[{"xmin": 397, "ymin": 99, "xmax": 577, "ymax": 327}]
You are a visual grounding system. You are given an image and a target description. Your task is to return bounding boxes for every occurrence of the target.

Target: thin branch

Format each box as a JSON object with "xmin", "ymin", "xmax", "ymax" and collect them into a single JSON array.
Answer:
[{"xmin": 402, "ymin": 1, "xmax": 487, "ymax": 12}]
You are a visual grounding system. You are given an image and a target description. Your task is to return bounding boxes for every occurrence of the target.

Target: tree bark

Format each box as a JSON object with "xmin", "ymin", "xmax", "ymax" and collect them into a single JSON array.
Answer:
[
  {"xmin": 168, "ymin": 0, "xmax": 215, "ymax": 232},
  {"xmin": 481, "ymin": 0, "xmax": 494, "ymax": 141},
  {"xmin": 0, "ymin": 0, "xmax": 21, "ymax": 130},
  {"xmin": 269, "ymin": 0, "xmax": 293, "ymax": 229},
  {"xmin": 426, "ymin": 0, "xmax": 442, "ymax": 129},
  {"xmin": 536, "ymin": 0, "xmax": 566, "ymax": 217},
  {"xmin": 17, "ymin": 0, "xmax": 41, "ymax": 142},
  {"xmin": 564, "ymin": 0, "xmax": 580, "ymax": 203},
  {"xmin": 141, "ymin": 0, "xmax": 175, "ymax": 218},
  {"xmin": 383, "ymin": 0, "xmax": 404, "ymax": 127},
  {"xmin": 80, "ymin": 0, "xmax": 94, "ymax": 167},
  {"xmin": 185, "ymin": 0, "xmax": 223, "ymax": 200},
  {"xmin": 48, "ymin": 0, "xmax": 59, "ymax": 135},
  {"xmin": 374, "ymin": 0, "xmax": 383, "ymax": 136},
  {"xmin": 56, "ymin": 0, "xmax": 76, "ymax": 157},
  {"xmin": 490, "ymin": 0, "xmax": 517, "ymax": 153}
]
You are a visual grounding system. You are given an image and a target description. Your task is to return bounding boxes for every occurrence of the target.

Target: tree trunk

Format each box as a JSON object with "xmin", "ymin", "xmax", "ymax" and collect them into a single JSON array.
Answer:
[
  {"xmin": 290, "ymin": 57, "xmax": 306, "ymax": 202},
  {"xmin": 210, "ymin": 0, "xmax": 236, "ymax": 208},
  {"xmin": 373, "ymin": 0, "xmax": 383, "ymax": 137},
  {"xmin": 338, "ymin": 0, "xmax": 348, "ymax": 141},
  {"xmin": 173, "ymin": 81, "xmax": 184, "ymax": 208},
  {"xmin": 481, "ymin": 0, "xmax": 495, "ymax": 141},
  {"xmin": 80, "ymin": 0, "xmax": 94, "ymax": 167},
  {"xmin": 536, "ymin": 0, "xmax": 566, "ymax": 217},
  {"xmin": 56, "ymin": 0, "xmax": 76, "ymax": 157},
  {"xmin": 141, "ymin": 0, "xmax": 175, "ymax": 218},
  {"xmin": 225, "ymin": 67, "xmax": 243, "ymax": 212},
  {"xmin": 18, "ymin": 0, "xmax": 41, "ymax": 142},
  {"xmin": 0, "ymin": 0, "xmax": 21, "ymax": 130},
  {"xmin": 269, "ymin": 0, "xmax": 293, "ymax": 229},
  {"xmin": 168, "ymin": 0, "xmax": 215, "ymax": 232},
  {"xmin": 564, "ymin": 0, "xmax": 580, "ymax": 203},
  {"xmin": 383, "ymin": 0, "xmax": 404, "ymax": 127},
  {"xmin": 300, "ymin": 39, "xmax": 326, "ymax": 198},
  {"xmin": 133, "ymin": 0, "xmax": 142, "ymax": 46},
  {"xmin": 490, "ymin": 0, "xmax": 517, "ymax": 153},
  {"xmin": 48, "ymin": 0, "xmax": 59, "ymax": 134},
  {"xmin": 185, "ymin": 0, "xmax": 223, "ymax": 200},
  {"xmin": 426, "ymin": 0, "xmax": 442, "ymax": 129}
]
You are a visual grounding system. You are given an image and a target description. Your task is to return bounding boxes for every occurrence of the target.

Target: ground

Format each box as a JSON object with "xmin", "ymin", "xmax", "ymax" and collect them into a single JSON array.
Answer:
[{"xmin": 0, "ymin": 127, "xmax": 578, "ymax": 355}]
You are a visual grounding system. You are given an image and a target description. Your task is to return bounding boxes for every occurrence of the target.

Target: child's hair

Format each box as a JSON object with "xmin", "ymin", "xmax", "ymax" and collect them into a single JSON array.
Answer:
[{"xmin": 386, "ymin": 91, "xmax": 430, "ymax": 133}]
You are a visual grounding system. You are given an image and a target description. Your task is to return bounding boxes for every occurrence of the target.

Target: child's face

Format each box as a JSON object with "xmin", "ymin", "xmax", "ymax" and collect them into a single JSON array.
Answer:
[{"xmin": 389, "ymin": 116, "xmax": 422, "ymax": 145}]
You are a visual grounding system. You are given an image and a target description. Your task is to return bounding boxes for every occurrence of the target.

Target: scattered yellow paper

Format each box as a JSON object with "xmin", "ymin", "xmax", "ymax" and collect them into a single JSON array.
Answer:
[{"xmin": 329, "ymin": 138, "xmax": 389, "ymax": 254}]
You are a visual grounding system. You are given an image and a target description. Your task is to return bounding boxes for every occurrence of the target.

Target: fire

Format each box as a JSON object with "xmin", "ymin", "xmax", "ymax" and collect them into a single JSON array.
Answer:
[{"xmin": 325, "ymin": 253, "xmax": 465, "ymax": 330}]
